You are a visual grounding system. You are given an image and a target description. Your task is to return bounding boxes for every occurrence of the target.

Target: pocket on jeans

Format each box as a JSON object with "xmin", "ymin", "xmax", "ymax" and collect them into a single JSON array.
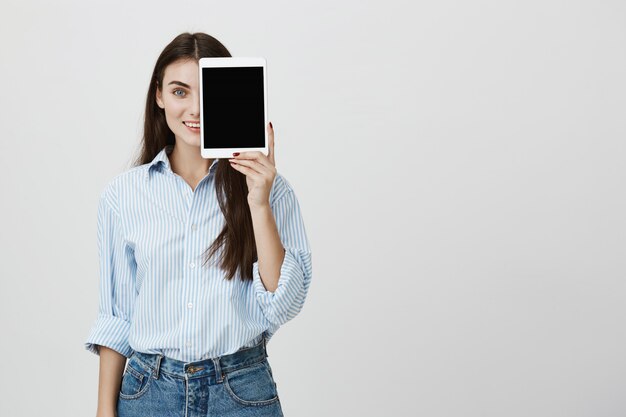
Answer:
[
  {"xmin": 118, "ymin": 355, "xmax": 153, "ymax": 400},
  {"xmin": 224, "ymin": 359, "xmax": 279, "ymax": 406}
]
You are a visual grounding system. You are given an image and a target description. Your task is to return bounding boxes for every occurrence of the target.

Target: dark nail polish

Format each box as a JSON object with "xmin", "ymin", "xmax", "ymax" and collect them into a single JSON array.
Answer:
[
  {"xmin": 233, "ymin": 152, "xmax": 240, "ymax": 156},
  {"xmin": 269, "ymin": 122, "xmax": 273, "ymax": 129}
]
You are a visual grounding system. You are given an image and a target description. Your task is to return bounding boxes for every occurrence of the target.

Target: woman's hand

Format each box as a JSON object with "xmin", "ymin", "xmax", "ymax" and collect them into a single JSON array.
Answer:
[{"xmin": 229, "ymin": 122, "xmax": 276, "ymax": 209}]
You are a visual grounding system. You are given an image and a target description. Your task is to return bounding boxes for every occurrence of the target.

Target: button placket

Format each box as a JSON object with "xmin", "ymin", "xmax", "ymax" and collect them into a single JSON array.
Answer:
[{"xmin": 182, "ymin": 189, "xmax": 204, "ymax": 353}]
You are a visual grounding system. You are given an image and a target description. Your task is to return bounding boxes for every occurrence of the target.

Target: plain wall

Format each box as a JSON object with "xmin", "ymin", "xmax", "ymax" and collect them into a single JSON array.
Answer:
[{"xmin": 0, "ymin": 0, "xmax": 625, "ymax": 416}]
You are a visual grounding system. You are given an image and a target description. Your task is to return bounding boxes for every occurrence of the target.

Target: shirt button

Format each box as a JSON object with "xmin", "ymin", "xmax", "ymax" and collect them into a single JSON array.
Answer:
[
  {"xmin": 187, "ymin": 302, "xmax": 193, "ymax": 309},
  {"xmin": 191, "ymin": 224, "xmax": 197, "ymax": 231},
  {"xmin": 189, "ymin": 262, "xmax": 196, "ymax": 268},
  {"xmin": 185, "ymin": 341, "xmax": 192, "ymax": 347}
]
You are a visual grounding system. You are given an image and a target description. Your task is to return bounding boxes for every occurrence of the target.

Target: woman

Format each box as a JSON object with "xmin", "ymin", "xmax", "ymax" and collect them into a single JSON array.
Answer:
[{"xmin": 84, "ymin": 32, "xmax": 313, "ymax": 417}]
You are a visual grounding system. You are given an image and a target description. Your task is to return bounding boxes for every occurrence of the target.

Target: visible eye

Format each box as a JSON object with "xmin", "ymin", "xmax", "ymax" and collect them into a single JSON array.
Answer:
[{"xmin": 173, "ymin": 89, "xmax": 186, "ymax": 97}]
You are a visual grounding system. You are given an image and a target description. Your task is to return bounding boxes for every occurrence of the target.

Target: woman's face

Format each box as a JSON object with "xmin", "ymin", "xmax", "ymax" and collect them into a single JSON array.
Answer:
[{"xmin": 156, "ymin": 59, "xmax": 201, "ymax": 147}]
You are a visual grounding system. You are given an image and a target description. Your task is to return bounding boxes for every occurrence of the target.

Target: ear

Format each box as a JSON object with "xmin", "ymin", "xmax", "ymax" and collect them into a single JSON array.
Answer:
[{"xmin": 156, "ymin": 86, "xmax": 164, "ymax": 109}]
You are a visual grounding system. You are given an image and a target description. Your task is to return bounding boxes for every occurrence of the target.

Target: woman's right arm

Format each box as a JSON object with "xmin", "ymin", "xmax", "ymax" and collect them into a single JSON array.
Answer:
[
  {"xmin": 95, "ymin": 345, "xmax": 127, "ymax": 417},
  {"xmin": 84, "ymin": 184, "xmax": 137, "ymax": 416}
]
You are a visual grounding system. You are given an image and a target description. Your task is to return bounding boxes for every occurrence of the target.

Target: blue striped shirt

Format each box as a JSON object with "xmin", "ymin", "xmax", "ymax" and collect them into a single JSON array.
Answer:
[{"xmin": 84, "ymin": 145, "xmax": 313, "ymax": 361}]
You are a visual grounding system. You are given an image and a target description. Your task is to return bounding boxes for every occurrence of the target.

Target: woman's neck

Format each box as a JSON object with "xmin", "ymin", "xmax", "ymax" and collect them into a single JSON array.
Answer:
[{"xmin": 168, "ymin": 142, "xmax": 214, "ymax": 181}]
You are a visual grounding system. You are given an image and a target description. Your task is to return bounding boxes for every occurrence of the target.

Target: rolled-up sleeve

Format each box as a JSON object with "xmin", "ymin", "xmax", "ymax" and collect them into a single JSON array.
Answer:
[
  {"xmin": 252, "ymin": 186, "xmax": 313, "ymax": 327},
  {"xmin": 84, "ymin": 186, "xmax": 137, "ymax": 358}
]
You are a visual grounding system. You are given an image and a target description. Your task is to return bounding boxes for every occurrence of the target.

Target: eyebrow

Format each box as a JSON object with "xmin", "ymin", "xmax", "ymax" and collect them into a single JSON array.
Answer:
[{"xmin": 167, "ymin": 81, "xmax": 191, "ymax": 88}]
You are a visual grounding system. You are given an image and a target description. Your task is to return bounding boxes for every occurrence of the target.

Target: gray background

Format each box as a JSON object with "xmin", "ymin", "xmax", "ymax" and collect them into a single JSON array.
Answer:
[{"xmin": 1, "ymin": 0, "xmax": 625, "ymax": 416}]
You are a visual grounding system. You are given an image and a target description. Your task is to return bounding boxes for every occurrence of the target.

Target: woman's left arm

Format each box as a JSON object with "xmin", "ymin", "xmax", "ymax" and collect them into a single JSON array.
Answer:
[
  {"xmin": 229, "ymin": 123, "xmax": 313, "ymax": 324},
  {"xmin": 248, "ymin": 203, "xmax": 285, "ymax": 293}
]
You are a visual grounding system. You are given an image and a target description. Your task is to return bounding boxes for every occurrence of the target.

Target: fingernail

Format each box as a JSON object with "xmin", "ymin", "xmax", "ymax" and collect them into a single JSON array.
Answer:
[
  {"xmin": 269, "ymin": 122, "xmax": 273, "ymax": 129},
  {"xmin": 233, "ymin": 152, "xmax": 240, "ymax": 156}
]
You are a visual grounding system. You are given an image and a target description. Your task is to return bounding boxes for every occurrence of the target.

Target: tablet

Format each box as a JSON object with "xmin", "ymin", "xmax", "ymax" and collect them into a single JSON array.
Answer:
[{"xmin": 199, "ymin": 57, "xmax": 268, "ymax": 159}]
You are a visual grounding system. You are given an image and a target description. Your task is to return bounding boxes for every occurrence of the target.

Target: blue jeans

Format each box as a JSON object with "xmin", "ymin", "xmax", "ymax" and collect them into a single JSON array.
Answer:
[{"xmin": 117, "ymin": 336, "xmax": 284, "ymax": 417}]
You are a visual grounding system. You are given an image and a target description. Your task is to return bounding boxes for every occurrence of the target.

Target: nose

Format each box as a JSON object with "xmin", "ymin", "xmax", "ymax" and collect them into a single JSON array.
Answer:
[{"xmin": 190, "ymin": 95, "xmax": 200, "ymax": 117}]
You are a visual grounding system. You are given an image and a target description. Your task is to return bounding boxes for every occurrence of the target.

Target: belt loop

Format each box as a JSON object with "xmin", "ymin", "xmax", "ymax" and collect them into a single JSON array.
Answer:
[
  {"xmin": 212, "ymin": 357, "xmax": 223, "ymax": 383},
  {"xmin": 263, "ymin": 333, "xmax": 268, "ymax": 357},
  {"xmin": 154, "ymin": 354, "xmax": 163, "ymax": 379}
]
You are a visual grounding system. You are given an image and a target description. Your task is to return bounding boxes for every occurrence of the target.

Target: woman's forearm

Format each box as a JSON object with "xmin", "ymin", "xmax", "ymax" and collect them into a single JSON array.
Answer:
[
  {"xmin": 250, "ymin": 203, "xmax": 285, "ymax": 293},
  {"xmin": 96, "ymin": 345, "xmax": 126, "ymax": 416}
]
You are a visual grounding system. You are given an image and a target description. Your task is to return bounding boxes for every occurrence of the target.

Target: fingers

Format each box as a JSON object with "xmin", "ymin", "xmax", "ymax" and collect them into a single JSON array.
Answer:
[
  {"xmin": 232, "ymin": 122, "xmax": 276, "ymax": 169},
  {"xmin": 267, "ymin": 122, "xmax": 275, "ymax": 166},
  {"xmin": 229, "ymin": 157, "xmax": 275, "ymax": 177},
  {"xmin": 228, "ymin": 160, "xmax": 258, "ymax": 177}
]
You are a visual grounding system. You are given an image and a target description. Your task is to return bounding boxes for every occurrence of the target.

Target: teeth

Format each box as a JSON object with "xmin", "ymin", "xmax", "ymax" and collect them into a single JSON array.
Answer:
[{"xmin": 184, "ymin": 122, "xmax": 200, "ymax": 128}]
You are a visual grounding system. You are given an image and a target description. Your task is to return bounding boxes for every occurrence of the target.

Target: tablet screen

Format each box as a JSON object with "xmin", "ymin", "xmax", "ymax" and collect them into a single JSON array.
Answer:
[{"xmin": 201, "ymin": 66, "xmax": 265, "ymax": 149}]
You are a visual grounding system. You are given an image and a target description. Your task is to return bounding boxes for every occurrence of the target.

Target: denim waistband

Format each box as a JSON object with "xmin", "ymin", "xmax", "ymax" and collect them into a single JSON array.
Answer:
[{"xmin": 130, "ymin": 335, "xmax": 268, "ymax": 380}]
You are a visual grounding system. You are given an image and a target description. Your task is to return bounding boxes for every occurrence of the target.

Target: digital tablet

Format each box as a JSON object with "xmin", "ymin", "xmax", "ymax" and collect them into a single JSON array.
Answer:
[{"xmin": 199, "ymin": 57, "xmax": 268, "ymax": 159}]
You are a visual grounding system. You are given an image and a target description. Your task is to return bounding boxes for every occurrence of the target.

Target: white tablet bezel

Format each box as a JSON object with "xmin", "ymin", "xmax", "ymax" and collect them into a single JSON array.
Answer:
[{"xmin": 199, "ymin": 57, "xmax": 268, "ymax": 159}]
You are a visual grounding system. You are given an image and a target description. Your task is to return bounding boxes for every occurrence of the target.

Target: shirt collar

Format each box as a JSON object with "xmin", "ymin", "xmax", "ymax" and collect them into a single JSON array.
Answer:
[{"xmin": 145, "ymin": 145, "xmax": 219, "ymax": 180}]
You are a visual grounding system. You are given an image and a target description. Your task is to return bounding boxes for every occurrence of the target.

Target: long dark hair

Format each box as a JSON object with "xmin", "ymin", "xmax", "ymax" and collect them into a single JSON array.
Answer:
[{"xmin": 133, "ymin": 32, "xmax": 257, "ymax": 281}]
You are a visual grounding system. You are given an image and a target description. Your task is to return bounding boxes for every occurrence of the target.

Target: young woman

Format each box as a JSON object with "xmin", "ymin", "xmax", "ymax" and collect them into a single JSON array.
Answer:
[{"xmin": 84, "ymin": 32, "xmax": 313, "ymax": 417}]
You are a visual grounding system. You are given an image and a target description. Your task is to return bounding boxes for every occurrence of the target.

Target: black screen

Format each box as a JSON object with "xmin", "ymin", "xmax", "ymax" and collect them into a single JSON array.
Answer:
[{"xmin": 201, "ymin": 66, "xmax": 265, "ymax": 149}]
